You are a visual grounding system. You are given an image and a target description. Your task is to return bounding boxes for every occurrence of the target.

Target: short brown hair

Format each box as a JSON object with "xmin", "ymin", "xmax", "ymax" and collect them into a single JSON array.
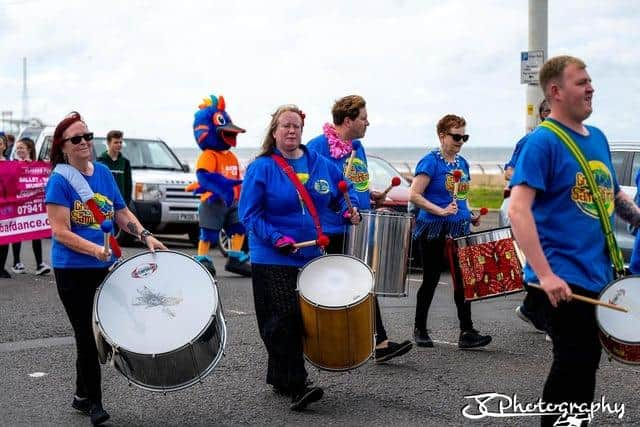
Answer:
[
  {"xmin": 331, "ymin": 95, "xmax": 366, "ymax": 126},
  {"xmin": 107, "ymin": 130, "xmax": 123, "ymax": 142},
  {"xmin": 437, "ymin": 114, "xmax": 466, "ymax": 135},
  {"xmin": 539, "ymin": 55, "xmax": 586, "ymax": 100}
]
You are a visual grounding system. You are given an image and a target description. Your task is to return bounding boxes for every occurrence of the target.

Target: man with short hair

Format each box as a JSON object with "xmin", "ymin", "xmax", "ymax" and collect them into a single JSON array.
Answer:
[
  {"xmin": 307, "ymin": 95, "xmax": 413, "ymax": 363},
  {"xmin": 509, "ymin": 55, "xmax": 640, "ymax": 426},
  {"xmin": 97, "ymin": 130, "xmax": 132, "ymax": 206}
]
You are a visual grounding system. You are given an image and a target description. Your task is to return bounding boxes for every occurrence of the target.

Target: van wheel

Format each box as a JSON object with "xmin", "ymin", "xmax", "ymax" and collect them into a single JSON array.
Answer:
[{"xmin": 218, "ymin": 229, "xmax": 230, "ymax": 258}]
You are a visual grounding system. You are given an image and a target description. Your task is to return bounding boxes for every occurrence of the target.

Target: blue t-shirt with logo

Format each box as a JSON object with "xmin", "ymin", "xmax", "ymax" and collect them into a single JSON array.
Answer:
[
  {"xmin": 45, "ymin": 162, "xmax": 126, "ymax": 268},
  {"xmin": 510, "ymin": 119, "xmax": 619, "ymax": 293},
  {"xmin": 413, "ymin": 149, "xmax": 472, "ymax": 240}
]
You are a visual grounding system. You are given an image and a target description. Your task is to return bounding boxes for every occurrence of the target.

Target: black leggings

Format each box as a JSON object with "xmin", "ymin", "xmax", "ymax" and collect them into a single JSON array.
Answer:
[
  {"xmin": 0, "ymin": 240, "xmax": 43, "ymax": 268},
  {"xmin": 325, "ymin": 232, "xmax": 388, "ymax": 344},
  {"xmin": 415, "ymin": 235, "xmax": 473, "ymax": 332},
  {"xmin": 54, "ymin": 267, "xmax": 109, "ymax": 403}
]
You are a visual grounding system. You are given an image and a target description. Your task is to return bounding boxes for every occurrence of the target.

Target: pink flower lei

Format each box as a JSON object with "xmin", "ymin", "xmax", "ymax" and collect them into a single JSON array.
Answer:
[{"xmin": 323, "ymin": 123, "xmax": 353, "ymax": 159}]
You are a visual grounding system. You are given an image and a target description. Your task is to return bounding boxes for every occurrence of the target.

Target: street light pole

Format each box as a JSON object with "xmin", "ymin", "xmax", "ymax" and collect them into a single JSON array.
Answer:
[{"xmin": 526, "ymin": 0, "xmax": 548, "ymax": 133}]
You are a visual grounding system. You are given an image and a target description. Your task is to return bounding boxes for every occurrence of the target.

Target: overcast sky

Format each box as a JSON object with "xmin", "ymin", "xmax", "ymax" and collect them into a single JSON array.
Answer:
[{"xmin": 1, "ymin": 0, "xmax": 638, "ymax": 148}]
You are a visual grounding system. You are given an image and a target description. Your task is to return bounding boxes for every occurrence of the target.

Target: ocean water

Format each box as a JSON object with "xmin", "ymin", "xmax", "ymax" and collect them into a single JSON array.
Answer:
[{"xmin": 173, "ymin": 146, "xmax": 513, "ymax": 173}]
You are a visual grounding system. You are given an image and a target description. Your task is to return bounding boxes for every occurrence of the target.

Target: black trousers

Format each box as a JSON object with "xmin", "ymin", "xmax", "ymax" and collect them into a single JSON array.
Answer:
[
  {"xmin": 415, "ymin": 235, "xmax": 473, "ymax": 332},
  {"xmin": 540, "ymin": 285, "xmax": 602, "ymax": 427},
  {"xmin": 325, "ymin": 232, "xmax": 388, "ymax": 344},
  {"xmin": 251, "ymin": 263, "xmax": 307, "ymax": 393},
  {"xmin": 54, "ymin": 267, "xmax": 109, "ymax": 403}
]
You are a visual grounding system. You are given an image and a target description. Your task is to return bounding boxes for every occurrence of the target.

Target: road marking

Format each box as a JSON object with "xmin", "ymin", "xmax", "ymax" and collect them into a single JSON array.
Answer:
[
  {"xmin": 226, "ymin": 309, "xmax": 247, "ymax": 315},
  {"xmin": 28, "ymin": 372, "xmax": 47, "ymax": 378},
  {"xmin": 0, "ymin": 336, "xmax": 74, "ymax": 353}
]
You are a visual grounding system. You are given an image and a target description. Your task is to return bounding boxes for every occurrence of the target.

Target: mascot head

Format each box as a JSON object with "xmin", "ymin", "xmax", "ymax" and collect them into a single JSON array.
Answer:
[{"xmin": 193, "ymin": 94, "xmax": 245, "ymax": 151}]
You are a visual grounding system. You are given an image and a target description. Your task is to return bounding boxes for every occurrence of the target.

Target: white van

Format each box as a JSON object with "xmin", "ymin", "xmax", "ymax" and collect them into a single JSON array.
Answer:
[{"xmin": 13, "ymin": 126, "xmax": 200, "ymax": 245}]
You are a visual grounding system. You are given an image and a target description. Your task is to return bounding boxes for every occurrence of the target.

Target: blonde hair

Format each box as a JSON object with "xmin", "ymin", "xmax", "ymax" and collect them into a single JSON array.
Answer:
[
  {"xmin": 258, "ymin": 104, "xmax": 305, "ymax": 157},
  {"xmin": 539, "ymin": 55, "xmax": 587, "ymax": 100}
]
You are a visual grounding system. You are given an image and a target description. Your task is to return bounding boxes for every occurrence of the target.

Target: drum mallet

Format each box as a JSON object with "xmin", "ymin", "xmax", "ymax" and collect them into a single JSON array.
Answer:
[
  {"xmin": 528, "ymin": 283, "xmax": 628, "ymax": 313},
  {"xmin": 345, "ymin": 140, "xmax": 361, "ymax": 176},
  {"xmin": 293, "ymin": 234, "xmax": 330, "ymax": 249},
  {"xmin": 380, "ymin": 176, "xmax": 402, "ymax": 199},
  {"xmin": 101, "ymin": 219, "xmax": 113, "ymax": 255},
  {"xmin": 452, "ymin": 170, "xmax": 462, "ymax": 198},
  {"xmin": 338, "ymin": 180, "xmax": 354, "ymax": 212}
]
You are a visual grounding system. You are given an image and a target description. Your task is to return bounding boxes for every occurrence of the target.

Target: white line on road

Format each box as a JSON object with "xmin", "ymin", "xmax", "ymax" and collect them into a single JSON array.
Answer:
[{"xmin": 0, "ymin": 336, "xmax": 74, "ymax": 353}]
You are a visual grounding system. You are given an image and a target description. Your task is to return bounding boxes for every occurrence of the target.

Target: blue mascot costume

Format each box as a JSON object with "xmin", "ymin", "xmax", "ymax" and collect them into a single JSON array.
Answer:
[{"xmin": 185, "ymin": 94, "xmax": 251, "ymax": 277}]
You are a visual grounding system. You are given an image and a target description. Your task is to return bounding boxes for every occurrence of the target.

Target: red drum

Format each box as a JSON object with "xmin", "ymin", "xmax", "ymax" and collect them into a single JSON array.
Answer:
[
  {"xmin": 449, "ymin": 227, "xmax": 524, "ymax": 302},
  {"xmin": 596, "ymin": 276, "xmax": 640, "ymax": 364}
]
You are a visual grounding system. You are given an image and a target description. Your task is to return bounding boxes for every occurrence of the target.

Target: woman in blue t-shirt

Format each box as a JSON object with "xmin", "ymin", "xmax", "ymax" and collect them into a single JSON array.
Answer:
[
  {"xmin": 44, "ymin": 112, "xmax": 166, "ymax": 425},
  {"xmin": 239, "ymin": 104, "xmax": 360, "ymax": 412},
  {"xmin": 409, "ymin": 114, "xmax": 491, "ymax": 350}
]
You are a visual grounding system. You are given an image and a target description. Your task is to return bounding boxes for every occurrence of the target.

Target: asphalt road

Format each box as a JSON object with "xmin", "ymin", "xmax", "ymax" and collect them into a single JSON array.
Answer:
[{"xmin": 1, "ymin": 216, "xmax": 638, "ymax": 426}]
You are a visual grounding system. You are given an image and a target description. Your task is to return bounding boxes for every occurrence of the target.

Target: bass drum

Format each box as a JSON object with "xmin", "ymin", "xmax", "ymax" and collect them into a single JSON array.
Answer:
[{"xmin": 93, "ymin": 250, "xmax": 226, "ymax": 392}]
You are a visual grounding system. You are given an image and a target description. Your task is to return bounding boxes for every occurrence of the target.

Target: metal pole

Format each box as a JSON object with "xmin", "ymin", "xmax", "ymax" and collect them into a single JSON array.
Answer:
[{"xmin": 526, "ymin": 0, "xmax": 548, "ymax": 133}]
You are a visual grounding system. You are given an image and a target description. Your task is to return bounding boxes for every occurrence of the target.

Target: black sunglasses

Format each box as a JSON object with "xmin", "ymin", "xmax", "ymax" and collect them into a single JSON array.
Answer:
[
  {"xmin": 62, "ymin": 132, "xmax": 94, "ymax": 145},
  {"xmin": 447, "ymin": 133, "xmax": 469, "ymax": 142}
]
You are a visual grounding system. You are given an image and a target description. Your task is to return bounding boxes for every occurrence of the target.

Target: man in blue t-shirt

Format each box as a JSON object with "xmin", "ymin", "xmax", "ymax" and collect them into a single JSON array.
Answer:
[{"xmin": 509, "ymin": 55, "xmax": 640, "ymax": 427}]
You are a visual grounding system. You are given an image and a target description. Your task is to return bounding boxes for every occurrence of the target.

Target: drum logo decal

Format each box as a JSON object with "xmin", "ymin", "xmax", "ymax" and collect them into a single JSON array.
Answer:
[
  {"xmin": 132, "ymin": 285, "xmax": 183, "ymax": 318},
  {"xmin": 608, "ymin": 288, "xmax": 625, "ymax": 305},
  {"xmin": 131, "ymin": 263, "xmax": 158, "ymax": 278}
]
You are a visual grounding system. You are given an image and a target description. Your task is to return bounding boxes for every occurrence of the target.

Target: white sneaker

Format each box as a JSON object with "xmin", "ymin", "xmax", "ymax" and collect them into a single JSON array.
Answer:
[
  {"xmin": 35, "ymin": 263, "xmax": 51, "ymax": 275},
  {"xmin": 11, "ymin": 263, "xmax": 26, "ymax": 274}
]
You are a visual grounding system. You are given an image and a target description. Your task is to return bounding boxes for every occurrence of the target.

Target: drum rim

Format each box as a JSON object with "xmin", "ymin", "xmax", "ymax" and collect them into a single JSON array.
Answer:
[
  {"xmin": 93, "ymin": 249, "xmax": 221, "ymax": 356},
  {"xmin": 359, "ymin": 209, "xmax": 413, "ymax": 218},
  {"xmin": 453, "ymin": 226, "xmax": 513, "ymax": 245},
  {"xmin": 596, "ymin": 275, "xmax": 640, "ymax": 345},
  {"xmin": 297, "ymin": 254, "xmax": 374, "ymax": 308}
]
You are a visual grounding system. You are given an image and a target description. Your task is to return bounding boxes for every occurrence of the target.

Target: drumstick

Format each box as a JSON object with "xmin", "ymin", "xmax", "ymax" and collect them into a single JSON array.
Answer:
[
  {"xmin": 345, "ymin": 149, "xmax": 357, "ymax": 178},
  {"xmin": 527, "ymin": 283, "xmax": 629, "ymax": 313},
  {"xmin": 292, "ymin": 235, "xmax": 330, "ymax": 249},
  {"xmin": 380, "ymin": 176, "xmax": 402, "ymax": 199},
  {"xmin": 452, "ymin": 170, "xmax": 462, "ymax": 198},
  {"xmin": 101, "ymin": 220, "xmax": 113, "ymax": 254},
  {"xmin": 337, "ymin": 180, "xmax": 354, "ymax": 211}
]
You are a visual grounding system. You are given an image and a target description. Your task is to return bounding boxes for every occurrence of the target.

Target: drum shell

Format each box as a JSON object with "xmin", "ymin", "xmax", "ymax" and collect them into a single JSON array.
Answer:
[
  {"xmin": 299, "ymin": 293, "xmax": 374, "ymax": 371},
  {"xmin": 598, "ymin": 330, "xmax": 640, "ymax": 365},
  {"xmin": 93, "ymin": 250, "xmax": 227, "ymax": 392},
  {"xmin": 346, "ymin": 210, "xmax": 413, "ymax": 297}
]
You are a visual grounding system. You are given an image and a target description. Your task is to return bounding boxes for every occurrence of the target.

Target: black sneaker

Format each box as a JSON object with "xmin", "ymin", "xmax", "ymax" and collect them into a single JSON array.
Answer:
[
  {"xmin": 458, "ymin": 329, "xmax": 492, "ymax": 349},
  {"xmin": 290, "ymin": 387, "xmax": 323, "ymax": 411},
  {"xmin": 0, "ymin": 269, "xmax": 11, "ymax": 279},
  {"xmin": 89, "ymin": 403, "xmax": 110, "ymax": 425},
  {"xmin": 225, "ymin": 257, "xmax": 252, "ymax": 277},
  {"xmin": 71, "ymin": 397, "xmax": 91, "ymax": 415},
  {"xmin": 374, "ymin": 340, "xmax": 413, "ymax": 363},
  {"xmin": 273, "ymin": 379, "xmax": 313, "ymax": 396},
  {"xmin": 413, "ymin": 328, "xmax": 434, "ymax": 348},
  {"xmin": 515, "ymin": 305, "xmax": 546, "ymax": 333}
]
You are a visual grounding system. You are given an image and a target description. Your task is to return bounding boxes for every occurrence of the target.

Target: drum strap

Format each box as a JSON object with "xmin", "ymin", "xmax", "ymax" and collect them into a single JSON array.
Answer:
[
  {"xmin": 270, "ymin": 154, "xmax": 325, "ymax": 242},
  {"xmin": 540, "ymin": 120, "xmax": 624, "ymax": 277}
]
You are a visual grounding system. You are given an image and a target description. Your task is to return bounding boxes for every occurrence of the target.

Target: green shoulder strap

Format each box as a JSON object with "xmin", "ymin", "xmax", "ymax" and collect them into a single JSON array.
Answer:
[{"xmin": 540, "ymin": 120, "xmax": 624, "ymax": 277}]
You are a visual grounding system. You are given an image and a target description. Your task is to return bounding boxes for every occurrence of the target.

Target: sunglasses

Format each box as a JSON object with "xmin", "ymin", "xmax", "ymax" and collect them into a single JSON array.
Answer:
[
  {"xmin": 62, "ymin": 132, "xmax": 94, "ymax": 145},
  {"xmin": 447, "ymin": 133, "xmax": 469, "ymax": 142}
]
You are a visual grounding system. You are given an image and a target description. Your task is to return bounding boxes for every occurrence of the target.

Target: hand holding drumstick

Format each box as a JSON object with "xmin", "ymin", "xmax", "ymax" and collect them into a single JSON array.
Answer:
[
  {"xmin": 452, "ymin": 170, "xmax": 463, "ymax": 199},
  {"xmin": 471, "ymin": 207, "xmax": 488, "ymax": 226},
  {"xmin": 338, "ymin": 180, "xmax": 361, "ymax": 225}
]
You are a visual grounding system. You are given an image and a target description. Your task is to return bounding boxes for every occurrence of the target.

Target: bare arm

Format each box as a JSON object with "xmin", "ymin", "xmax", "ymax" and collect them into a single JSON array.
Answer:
[
  {"xmin": 508, "ymin": 184, "xmax": 572, "ymax": 306},
  {"xmin": 114, "ymin": 208, "xmax": 167, "ymax": 251},
  {"xmin": 46, "ymin": 204, "xmax": 110, "ymax": 261},
  {"xmin": 409, "ymin": 174, "xmax": 457, "ymax": 216},
  {"xmin": 614, "ymin": 190, "xmax": 640, "ymax": 228}
]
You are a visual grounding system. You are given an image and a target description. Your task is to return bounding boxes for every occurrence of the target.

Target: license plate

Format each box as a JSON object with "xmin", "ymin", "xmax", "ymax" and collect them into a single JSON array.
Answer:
[{"xmin": 178, "ymin": 213, "xmax": 197, "ymax": 221}]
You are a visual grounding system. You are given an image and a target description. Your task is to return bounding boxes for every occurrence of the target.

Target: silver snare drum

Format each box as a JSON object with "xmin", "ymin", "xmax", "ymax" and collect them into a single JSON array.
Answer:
[
  {"xmin": 93, "ymin": 250, "xmax": 226, "ymax": 392},
  {"xmin": 346, "ymin": 210, "xmax": 414, "ymax": 297}
]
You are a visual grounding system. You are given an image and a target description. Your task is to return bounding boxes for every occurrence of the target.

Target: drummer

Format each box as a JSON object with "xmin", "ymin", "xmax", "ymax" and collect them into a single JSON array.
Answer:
[
  {"xmin": 509, "ymin": 55, "xmax": 640, "ymax": 426},
  {"xmin": 45, "ymin": 112, "xmax": 166, "ymax": 425},
  {"xmin": 238, "ymin": 104, "xmax": 360, "ymax": 411},
  {"xmin": 306, "ymin": 94, "xmax": 413, "ymax": 363},
  {"xmin": 409, "ymin": 114, "xmax": 491, "ymax": 349}
]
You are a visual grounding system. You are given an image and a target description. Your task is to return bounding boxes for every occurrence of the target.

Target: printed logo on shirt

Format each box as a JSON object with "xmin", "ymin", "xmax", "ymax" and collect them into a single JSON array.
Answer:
[
  {"xmin": 445, "ymin": 170, "xmax": 469, "ymax": 200},
  {"xmin": 297, "ymin": 173, "xmax": 309, "ymax": 185},
  {"xmin": 70, "ymin": 193, "xmax": 115, "ymax": 228},
  {"xmin": 314, "ymin": 179, "xmax": 330, "ymax": 194},
  {"xmin": 343, "ymin": 158, "xmax": 369, "ymax": 192},
  {"xmin": 571, "ymin": 160, "xmax": 615, "ymax": 218}
]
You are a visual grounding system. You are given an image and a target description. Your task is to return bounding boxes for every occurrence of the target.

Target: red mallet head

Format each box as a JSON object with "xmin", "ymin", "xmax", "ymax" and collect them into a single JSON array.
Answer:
[
  {"xmin": 317, "ymin": 234, "xmax": 330, "ymax": 248},
  {"xmin": 338, "ymin": 180, "xmax": 349, "ymax": 193},
  {"xmin": 391, "ymin": 176, "xmax": 401, "ymax": 187},
  {"xmin": 452, "ymin": 170, "xmax": 463, "ymax": 182},
  {"xmin": 479, "ymin": 207, "xmax": 489, "ymax": 216}
]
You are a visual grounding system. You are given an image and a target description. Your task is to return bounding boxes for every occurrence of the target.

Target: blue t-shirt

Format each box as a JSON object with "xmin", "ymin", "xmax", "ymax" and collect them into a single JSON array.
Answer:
[
  {"xmin": 45, "ymin": 162, "xmax": 126, "ymax": 268},
  {"xmin": 510, "ymin": 119, "xmax": 619, "ymax": 293},
  {"xmin": 413, "ymin": 150, "xmax": 472, "ymax": 240},
  {"xmin": 306, "ymin": 134, "xmax": 370, "ymax": 234}
]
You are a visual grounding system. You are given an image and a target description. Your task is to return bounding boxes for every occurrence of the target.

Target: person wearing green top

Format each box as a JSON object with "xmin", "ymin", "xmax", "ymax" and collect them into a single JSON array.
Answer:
[{"xmin": 96, "ymin": 130, "xmax": 132, "ymax": 205}]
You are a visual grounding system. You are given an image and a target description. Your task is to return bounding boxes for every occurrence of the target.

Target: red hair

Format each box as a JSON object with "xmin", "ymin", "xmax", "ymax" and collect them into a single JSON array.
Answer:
[{"xmin": 51, "ymin": 111, "xmax": 85, "ymax": 167}]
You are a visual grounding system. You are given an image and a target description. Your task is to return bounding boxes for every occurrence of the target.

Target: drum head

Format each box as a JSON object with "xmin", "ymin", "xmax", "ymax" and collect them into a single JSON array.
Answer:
[
  {"xmin": 298, "ymin": 255, "xmax": 373, "ymax": 307},
  {"xmin": 95, "ymin": 251, "xmax": 217, "ymax": 355},
  {"xmin": 597, "ymin": 276, "xmax": 640, "ymax": 343}
]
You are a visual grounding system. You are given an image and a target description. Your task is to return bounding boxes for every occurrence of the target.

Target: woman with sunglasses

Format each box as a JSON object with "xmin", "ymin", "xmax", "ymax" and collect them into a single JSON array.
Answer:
[
  {"xmin": 44, "ymin": 112, "xmax": 166, "ymax": 425},
  {"xmin": 409, "ymin": 114, "xmax": 491, "ymax": 350}
]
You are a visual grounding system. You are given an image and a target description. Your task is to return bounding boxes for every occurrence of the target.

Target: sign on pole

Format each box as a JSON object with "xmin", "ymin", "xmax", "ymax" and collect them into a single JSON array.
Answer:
[{"xmin": 521, "ymin": 50, "xmax": 545, "ymax": 85}]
